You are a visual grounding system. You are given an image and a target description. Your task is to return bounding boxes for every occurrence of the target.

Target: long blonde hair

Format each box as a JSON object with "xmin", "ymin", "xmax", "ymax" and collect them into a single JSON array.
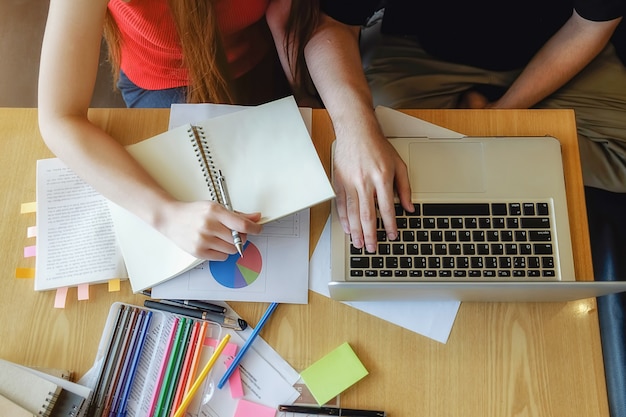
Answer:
[{"xmin": 103, "ymin": 0, "xmax": 318, "ymax": 104}]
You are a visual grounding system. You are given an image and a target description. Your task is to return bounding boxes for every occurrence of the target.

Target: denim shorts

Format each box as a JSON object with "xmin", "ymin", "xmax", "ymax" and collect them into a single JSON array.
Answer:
[{"xmin": 117, "ymin": 70, "xmax": 187, "ymax": 108}]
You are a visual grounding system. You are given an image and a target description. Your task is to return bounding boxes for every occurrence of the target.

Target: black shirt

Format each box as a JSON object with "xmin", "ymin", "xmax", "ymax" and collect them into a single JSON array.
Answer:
[{"xmin": 322, "ymin": 0, "xmax": 626, "ymax": 70}]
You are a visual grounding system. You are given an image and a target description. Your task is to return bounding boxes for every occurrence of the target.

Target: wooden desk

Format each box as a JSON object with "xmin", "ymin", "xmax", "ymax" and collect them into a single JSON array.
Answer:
[{"xmin": 0, "ymin": 108, "xmax": 607, "ymax": 416}]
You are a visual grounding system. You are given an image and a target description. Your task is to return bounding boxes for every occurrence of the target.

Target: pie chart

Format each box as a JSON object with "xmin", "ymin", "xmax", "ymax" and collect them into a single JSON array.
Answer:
[{"xmin": 209, "ymin": 242, "xmax": 263, "ymax": 288}]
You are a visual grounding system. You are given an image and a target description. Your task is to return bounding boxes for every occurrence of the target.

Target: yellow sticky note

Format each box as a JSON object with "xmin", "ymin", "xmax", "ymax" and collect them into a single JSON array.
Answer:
[
  {"xmin": 20, "ymin": 202, "xmax": 37, "ymax": 214},
  {"xmin": 15, "ymin": 267, "xmax": 35, "ymax": 279},
  {"xmin": 108, "ymin": 278, "xmax": 121, "ymax": 292},
  {"xmin": 300, "ymin": 342, "xmax": 369, "ymax": 405}
]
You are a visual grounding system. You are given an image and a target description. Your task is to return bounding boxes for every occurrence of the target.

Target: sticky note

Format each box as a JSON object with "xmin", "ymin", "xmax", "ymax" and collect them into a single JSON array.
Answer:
[
  {"xmin": 20, "ymin": 202, "xmax": 37, "ymax": 214},
  {"xmin": 77, "ymin": 284, "xmax": 90, "ymax": 300},
  {"xmin": 24, "ymin": 245, "xmax": 36, "ymax": 258},
  {"xmin": 54, "ymin": 287, "xmax": 69, "ymax": 308},
  {"xmin": 300, "ymin": 342, "xmax": 369, "ymax": 405},
  {"xmin": 27, "ymin": 226, "xmax": 37, "ymax": 238},
  {"xmin": 225, "ymin": 357, "xmax": 244, "ymax": 398},
  {"xmin": 233, "ymin": 399, "xmax": 276, "ymax": 417},
  {"xmin": 205, "ymin": 338, "xmax": 238, "ymax": 358},
  {"xmin": 15, "ymin": 267, "xmax": 35, "ymax": 279},
  {"xmin": 108, "ymin": 278, "xmax": 121, "ymax": 292}
]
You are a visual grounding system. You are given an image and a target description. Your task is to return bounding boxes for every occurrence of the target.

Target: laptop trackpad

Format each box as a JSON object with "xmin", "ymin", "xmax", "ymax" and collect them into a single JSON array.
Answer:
[{"xmin": 409, "ymin": 142, "xmax": 486, "ymax": 193}]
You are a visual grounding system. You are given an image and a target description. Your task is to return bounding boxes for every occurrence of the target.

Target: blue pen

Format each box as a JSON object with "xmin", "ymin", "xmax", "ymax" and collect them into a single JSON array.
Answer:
[{"xmin": 217, "ymin": 302, "xmax": 279, "ymax": 389}]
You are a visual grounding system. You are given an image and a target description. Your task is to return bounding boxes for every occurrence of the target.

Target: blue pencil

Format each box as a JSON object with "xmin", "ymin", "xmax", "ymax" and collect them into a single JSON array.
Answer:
[
  {"xmin": 118, "ymin": 310, "xmax": 153, "ymax": 416},
  {"xmin": 217, "ymin": 302, "xmax": 279, "ymax": 389}
]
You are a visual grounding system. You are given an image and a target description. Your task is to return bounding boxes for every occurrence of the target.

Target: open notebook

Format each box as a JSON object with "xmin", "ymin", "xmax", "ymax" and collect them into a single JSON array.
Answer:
[{"xmin": 329, "ymin": 107, "xmax": 626, "ymax": 302}]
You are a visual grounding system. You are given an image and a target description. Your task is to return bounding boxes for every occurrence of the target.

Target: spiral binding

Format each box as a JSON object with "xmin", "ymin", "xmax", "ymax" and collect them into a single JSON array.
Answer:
[
  {"xmin": 39, "ymin": 391, "xmax": 60, "ymax": 416},
  {"xmin": 189, "ymin": 125, "xmax": 221, "ymax": 202}
]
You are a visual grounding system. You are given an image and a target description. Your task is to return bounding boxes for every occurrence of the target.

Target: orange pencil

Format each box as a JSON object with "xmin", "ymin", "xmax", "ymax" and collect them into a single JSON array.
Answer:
[{"xmin": 184, "ymin": 321, "xmax": 208, "ymax": 395}]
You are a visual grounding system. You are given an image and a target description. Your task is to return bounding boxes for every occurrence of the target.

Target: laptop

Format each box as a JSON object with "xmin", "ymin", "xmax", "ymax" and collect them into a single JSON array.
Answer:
[{"xmin": 329, "ymin": 107, "xmax": 626, "ymax": 302}]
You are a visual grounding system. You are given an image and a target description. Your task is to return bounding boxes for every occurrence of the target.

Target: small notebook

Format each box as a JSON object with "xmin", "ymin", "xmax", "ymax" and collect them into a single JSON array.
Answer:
[
  {"xmin": 0, "ymin": 394, "xmax": 35, "ymax": 417},
  {"xmin": 0, "ymin": 359, "xmax": 88, "ymax": 417},
  {"xmin": 108, "ymin": 96, "xmax": 335, "ymax": 292}
]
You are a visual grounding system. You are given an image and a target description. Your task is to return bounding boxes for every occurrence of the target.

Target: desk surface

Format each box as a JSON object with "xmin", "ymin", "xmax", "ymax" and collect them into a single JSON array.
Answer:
[{"xmin": 0, "ymin": 108, "xmax": 607, "ymax": 416}]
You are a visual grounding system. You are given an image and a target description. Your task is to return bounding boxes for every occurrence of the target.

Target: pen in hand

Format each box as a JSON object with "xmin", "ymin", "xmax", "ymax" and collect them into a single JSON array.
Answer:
[{"xmin": 216, "ymin": 170, "xmax": 244, "ymax": 257}]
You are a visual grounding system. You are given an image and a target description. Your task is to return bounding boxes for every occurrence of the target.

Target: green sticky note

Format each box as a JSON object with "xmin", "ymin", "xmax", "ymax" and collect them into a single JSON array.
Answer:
[{"xmin": 300, "ymin": 342, "xmax": 369, "ymax": 405}]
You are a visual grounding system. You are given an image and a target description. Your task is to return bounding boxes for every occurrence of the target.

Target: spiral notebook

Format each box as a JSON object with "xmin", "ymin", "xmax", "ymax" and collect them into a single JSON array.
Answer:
[
  {"xmin": 108, "ymin": 96, "xmax": 335, "ymax": 292},
  {"xmin": 0, "ymin": 359, "xmax": 89, "ymax": 417}
]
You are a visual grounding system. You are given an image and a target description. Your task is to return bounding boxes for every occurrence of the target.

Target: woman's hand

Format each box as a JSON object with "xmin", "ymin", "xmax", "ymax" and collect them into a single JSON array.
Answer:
[{"xmin": 156, "ymin": 200, "xmax": 263, "ymax": 260}]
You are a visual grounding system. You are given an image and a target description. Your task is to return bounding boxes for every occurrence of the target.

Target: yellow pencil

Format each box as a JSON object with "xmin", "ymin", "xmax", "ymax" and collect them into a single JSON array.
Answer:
[{"xmin": 172, "ymin": 333, "xmax": 231, "ymax": 417}]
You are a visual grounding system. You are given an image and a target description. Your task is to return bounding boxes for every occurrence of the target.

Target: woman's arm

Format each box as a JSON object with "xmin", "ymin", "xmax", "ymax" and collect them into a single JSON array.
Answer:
[{"xmin": 38, "ymin": 0, "xmax": 262, "ymax": 260}]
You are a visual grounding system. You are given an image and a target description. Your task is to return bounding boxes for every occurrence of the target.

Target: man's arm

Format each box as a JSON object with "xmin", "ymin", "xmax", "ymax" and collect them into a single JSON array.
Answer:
[
  {"xmin": 267, "ymin": 2, "xmax": 413, "ymax": 252},
  {"xmin": 469, "ymin": 10, "xmax": 622, "ymax": 109}
]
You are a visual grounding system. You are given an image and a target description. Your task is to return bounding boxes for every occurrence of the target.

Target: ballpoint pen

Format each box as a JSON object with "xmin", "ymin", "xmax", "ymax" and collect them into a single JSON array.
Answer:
[
  {"xmin": 140, "ymin": 289, "xmax": 227, "ymax": 315},
  {"xmin": 144, "ymin": 300, "xmax": 247, "ymax": 331},
  {"xmin": 277, "ymin": 405, "xmax": 386, "ymax": 417},
  {"xmin": 216, "ymin": 170, "xmax": 244, "ymax": 257}
]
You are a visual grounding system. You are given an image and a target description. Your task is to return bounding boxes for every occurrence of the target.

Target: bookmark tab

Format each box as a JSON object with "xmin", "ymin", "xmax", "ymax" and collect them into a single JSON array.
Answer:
[
  {"xmin": 77, "ymin": 284, "xmax": 90, "ymax": 300},
  {"xmin": 15, "ymin": 267, "xmax": 35, "ymax": 279},
  {"xmin": 108, "ymin": 278, "xmax": 121, "ymax": 292},
  {"xmin": 23, "ymin": 245, "xmax": 36, "ymax": 258},
  {"xmin": 300, "ymin": 342, "xmax": 369, "ymax": 406},
  {"xmin": 27, "ymin": 226, "xmax": 37, "ymax": 238},
  {"xmin": 20, "ymin": 202, "xmax": 37, "ymax": 214},
  {"xmin": 54, "ymin": 287, "xmax": 69, "ymax": 308}
]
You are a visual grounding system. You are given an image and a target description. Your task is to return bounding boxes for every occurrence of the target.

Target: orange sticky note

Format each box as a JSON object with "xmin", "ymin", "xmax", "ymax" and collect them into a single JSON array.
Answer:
[
  {"xmin": 16, "ymin": 267, "xmax": 35, "ymax": 279},
  {"xmin": 54, "ymin": 287, "xmax": 69, "ymax": 308},
  {"xmin": 20, "ymin": 202, "xmax": 37, "ymax": 214},
  {"xmin": 108, "ymin": 278, "xmax": 121, "ymax": 292}
]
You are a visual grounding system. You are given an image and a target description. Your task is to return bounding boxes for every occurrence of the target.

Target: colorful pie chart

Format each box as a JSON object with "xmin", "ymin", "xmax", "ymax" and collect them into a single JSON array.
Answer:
[{"xmin": 209, "ymin": 241, "xmax": 263, "ymax": 288}]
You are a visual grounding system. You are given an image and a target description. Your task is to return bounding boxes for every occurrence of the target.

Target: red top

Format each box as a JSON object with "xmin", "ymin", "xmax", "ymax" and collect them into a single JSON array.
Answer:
[{"xmin": 108, "ymin": 0, "xmax": 271, "ymax": 90}]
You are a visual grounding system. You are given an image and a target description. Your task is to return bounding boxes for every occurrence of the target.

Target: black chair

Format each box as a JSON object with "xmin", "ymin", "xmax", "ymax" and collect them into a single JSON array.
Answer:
[{"xmin": 585, "ymin": 186, "xmax": 626, "ymax": 417}]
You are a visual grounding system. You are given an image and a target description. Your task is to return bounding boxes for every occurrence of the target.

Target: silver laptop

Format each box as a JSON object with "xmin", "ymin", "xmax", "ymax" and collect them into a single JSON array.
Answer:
[{"xmin": 329, "ymin": 109, "xmax": 626, "ymax": 302}]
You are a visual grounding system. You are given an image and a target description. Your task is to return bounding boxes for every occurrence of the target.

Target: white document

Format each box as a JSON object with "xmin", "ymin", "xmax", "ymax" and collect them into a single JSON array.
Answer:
[
  {"xmin": 318, "ymin": 107, "xmax": 465, "ymax": 344},
  {"xmin": 311, "ymin": 218, "xmax": 460, "ymax": 344},
  {"xmin": 151, "ymin": 210, "xmax": 310, "ymax": 304},
  {"xmin": 374, "ymin": 106, "xmax": 464, "ymax": 139},
  {"xmin": 34, "ymin": 158, "xmax": 127, "ymax": 291},
  {"xmin": 197, "ymin": 328, "xmax": 300, "ymax": 417}
]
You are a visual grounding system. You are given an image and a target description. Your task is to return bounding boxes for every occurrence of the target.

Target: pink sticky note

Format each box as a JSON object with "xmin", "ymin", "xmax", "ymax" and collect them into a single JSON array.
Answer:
[
  {"xmin": 23, "ymin": 245, "xmax": 36, "ymax": 258},
  {"xmin": 77, "ymin": 284, "xmax": 90, "ymax": 300},
  {"xmin": 205, "ymin": 337, "xmax": 238, "ymax": 357},
  {"xmin": 54, "ymin": 287, "xmax": 69, "ymax": 308},
  {"xmin": 225, "ymin": 357, "xmax": 244, "ymax": 398},
  {"xmin": 233, "ymin": 399, "xmax": 276, "ymax": 417}
]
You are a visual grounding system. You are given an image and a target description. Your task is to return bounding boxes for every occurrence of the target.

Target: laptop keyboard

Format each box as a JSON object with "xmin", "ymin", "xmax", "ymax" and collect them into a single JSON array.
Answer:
[{"xmin": 348, "ymin": 202, "xmax": 559, "ymax": 281}]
